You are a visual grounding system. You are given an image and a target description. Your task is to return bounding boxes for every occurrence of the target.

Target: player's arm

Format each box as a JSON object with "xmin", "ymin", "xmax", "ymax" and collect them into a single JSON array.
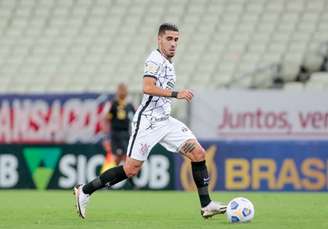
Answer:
[
  {"xmin": 143, "ymin": 76, "xmax": 194, "ymax": 102},
  {"xmin": 103, "ymin": 105, "xmax": 113, "ymax": 134},
  {"xmin": 101, "ymin": 105, "xmax": 113, "ymax": 152}
]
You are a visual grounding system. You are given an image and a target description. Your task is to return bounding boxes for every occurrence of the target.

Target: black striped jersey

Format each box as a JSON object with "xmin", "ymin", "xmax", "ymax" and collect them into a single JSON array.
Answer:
[{"xmin": 134, "ymin": 49, "xmax": 176, "ymax": 122}]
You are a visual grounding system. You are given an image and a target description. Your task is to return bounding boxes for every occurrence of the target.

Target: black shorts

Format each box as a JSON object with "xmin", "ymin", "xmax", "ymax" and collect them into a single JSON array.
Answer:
[{"xmin": 111, "ymin": 131, "xmax": 130, "ymax": 156}]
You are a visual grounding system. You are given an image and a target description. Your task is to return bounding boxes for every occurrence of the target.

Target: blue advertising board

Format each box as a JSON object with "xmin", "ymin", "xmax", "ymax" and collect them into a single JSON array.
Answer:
[{"xmin": 176, "ymin": 141, "xmax": 328, "ymax": 192}]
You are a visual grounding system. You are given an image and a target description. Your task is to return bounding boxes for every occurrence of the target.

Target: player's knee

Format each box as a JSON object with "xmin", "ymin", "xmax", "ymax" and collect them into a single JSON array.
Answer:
[
  {"xmin": 191, "ymin": 147, "xmax": 206, "ymax": 162},
  {"xmin": 180, "ymin": 139, "xmax": 206, "ymax": 162},
  {"xmin": 123, "ymin": 162, "xmax": 142, "ymax": 177}
]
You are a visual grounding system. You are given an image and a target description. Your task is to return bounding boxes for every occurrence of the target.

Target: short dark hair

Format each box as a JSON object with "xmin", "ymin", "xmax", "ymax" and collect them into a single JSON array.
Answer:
[{"xmin": 158, "ymin": 23, "xmax": 179, "ymax": 36}]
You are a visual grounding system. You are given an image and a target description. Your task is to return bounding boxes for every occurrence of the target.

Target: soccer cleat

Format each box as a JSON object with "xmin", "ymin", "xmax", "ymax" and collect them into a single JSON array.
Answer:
[
  {"xmin": 201, "ymin": 201, "xmax": 227, "ymax": 219},
  {"xmin": 73, "ymin": 184, "xmax": 90, "ymax": 219}
]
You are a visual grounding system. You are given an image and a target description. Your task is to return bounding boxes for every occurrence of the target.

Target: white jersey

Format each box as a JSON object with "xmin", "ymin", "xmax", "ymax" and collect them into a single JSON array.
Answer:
[
  {"xmin": 134, "ymin": 49, "xmax": 176, "ymax": 122},
  {"xmin": 127, "ymin": 49, "xmax": 196, "ymax": 161}
]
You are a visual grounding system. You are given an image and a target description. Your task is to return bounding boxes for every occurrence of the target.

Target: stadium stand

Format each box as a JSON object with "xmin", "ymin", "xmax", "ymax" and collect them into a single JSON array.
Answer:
[
  {"xmin": 0, "ymin": 0, "xmax": 328, "ymax": 93},
  {"xmin": 304, "ymin": 71, "xmax": 328, "ymax": 90}
]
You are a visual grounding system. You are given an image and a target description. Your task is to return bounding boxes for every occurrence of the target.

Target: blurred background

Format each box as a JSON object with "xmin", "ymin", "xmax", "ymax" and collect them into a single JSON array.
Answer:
[{"xmin": 0, "ymin": 0, "xmax": 327, "ymax": 192}]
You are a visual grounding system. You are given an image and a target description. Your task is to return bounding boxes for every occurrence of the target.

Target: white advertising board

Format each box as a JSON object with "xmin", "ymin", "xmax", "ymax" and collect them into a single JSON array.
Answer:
[{"xmin": 190, "ymin": 90, "xmax": 328, "ymax": 140}]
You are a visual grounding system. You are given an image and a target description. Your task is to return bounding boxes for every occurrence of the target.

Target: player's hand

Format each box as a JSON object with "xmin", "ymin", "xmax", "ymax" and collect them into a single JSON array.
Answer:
[{"xmin": 177, "ymin": 89, "xmax": 193, "ymax": 102}]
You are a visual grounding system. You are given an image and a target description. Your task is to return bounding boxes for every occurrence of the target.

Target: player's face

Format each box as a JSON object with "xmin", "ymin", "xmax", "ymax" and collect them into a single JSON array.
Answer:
[
  {"xmin": 117, "ymin": 84, "xmax": 127, "ymax": 100},
  {"xmin": 158, "ymin": 30, "xmax": 179, "ymax": 59}
]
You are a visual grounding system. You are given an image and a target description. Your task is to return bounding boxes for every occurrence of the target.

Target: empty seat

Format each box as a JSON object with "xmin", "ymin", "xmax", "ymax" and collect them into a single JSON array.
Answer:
[
  {"xmin": 304, "ymin": 81, "xmax": 328, "ymax": 90},
  {"xmin": 309, "ymin": 72, "xmax": 328, "ymax": 82},
  {"xmin": 0, "ymin": 0, "xmax": 326, "ymax": 92},
  {"xmin": 283, "ymin": 82, "xmax": 304, "ymax": 90},
  {"xmin": 303, "ymin": 52, "xmax": 324, "ymax": 71},
  {"xmin": 279, "ymin": 62, "xmax": 300, "ymax": 81}
]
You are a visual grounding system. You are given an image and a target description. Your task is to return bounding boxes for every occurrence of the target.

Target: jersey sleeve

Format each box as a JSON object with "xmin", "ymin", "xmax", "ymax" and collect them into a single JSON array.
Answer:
[{"xmin": 144, "ymin": 60, "xmax": 161, "ymax": 79}]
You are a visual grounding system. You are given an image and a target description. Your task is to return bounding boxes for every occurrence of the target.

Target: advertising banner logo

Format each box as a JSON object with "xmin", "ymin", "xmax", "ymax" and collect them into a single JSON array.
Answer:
[
  {"xmin": 176, "ymin": 141, "xmax": 328, "ymax": 192},
  {"xmin": 191, "ymin": 90, "xmax": 328, "ymax": 140},
  {"xmin": 0, "ymin": 144, "xmax": 175, "ymax": 190},
  {"xmin": 0, "ymin": 93, "xmax": 113, "ymax": 143},
  {"xmin": 23, "ymin": 148, "xmax": 61, "ymax": 190}
]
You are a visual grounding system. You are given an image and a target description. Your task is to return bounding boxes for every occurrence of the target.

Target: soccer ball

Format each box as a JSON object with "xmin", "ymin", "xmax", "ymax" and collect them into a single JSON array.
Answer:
[{"xmin": 226, "ymin": 197, "xmax": 255, "ymax": 223}]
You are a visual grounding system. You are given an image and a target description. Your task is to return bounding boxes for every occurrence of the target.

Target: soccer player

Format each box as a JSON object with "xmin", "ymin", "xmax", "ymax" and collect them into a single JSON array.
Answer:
[
  {"xmin": 102, "ymin": 83, "xmax": 135, "ymax": 165},
  {"xmin": 74, "ymin": 23, "xmax": 227, "ymax": 219}
]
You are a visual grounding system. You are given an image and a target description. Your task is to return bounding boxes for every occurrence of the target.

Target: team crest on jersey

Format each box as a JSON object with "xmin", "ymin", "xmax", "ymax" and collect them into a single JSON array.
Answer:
[
  {"xmin": 139, "ymin": 143, "xmax": 150, "ymax": 155},
  {"xmin": 145, "ymin": 62, "xmax": 159, "ymax": 75}
]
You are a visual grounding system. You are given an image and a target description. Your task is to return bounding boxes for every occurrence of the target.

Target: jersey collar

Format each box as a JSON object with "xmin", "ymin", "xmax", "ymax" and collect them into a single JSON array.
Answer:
[{"xmin": 156, "ymin": 49, "xmax": 173, "ymax": 63}]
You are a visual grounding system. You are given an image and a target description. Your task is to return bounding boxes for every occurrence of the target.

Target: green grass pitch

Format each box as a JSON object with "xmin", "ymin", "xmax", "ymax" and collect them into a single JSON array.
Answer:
[{"xmin": 0, "ymin": 191, "xmax": 327, "ymax": 229}]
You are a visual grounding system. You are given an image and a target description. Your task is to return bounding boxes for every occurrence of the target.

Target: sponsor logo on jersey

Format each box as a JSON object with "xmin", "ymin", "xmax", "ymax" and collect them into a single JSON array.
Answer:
[{"xmin": 145, "ymin": 62, "xmax": 159, "ymax": 75}]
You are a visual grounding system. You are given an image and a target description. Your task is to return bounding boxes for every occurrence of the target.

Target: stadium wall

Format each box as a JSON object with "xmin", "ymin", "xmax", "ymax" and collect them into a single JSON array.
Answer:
[
  {"xmin": 0, "ymin": 142, "xmax": 327, "ymax": 191},
  {"xmin": 0, "ymin": 92, "xmax": 327, "ymax": 191},
  {"xmin": 0, "ymin": 144, "xmax": 175, "ymax": 190}
]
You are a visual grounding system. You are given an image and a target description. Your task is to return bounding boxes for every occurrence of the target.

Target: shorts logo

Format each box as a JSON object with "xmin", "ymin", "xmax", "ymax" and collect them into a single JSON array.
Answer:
[{"xmin": 139, "ymin": 143, "xmax": 150, "ymax": 155}]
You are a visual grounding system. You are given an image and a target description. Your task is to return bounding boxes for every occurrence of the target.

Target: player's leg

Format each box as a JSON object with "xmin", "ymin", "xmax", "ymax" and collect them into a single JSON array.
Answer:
[
  {"xmin": 74, "ymin": 157, "xmax": 143, "ymax": 219},
  {"xmin": 83, "ymin": 158, "xmax": 141, "ymax": 194},
  {"xmin": 109, "ymin": 132, "xmax": 135, "ymax": 187},
  {"xmin": 74, "ymin": 128, "xmax": 143, "ymax": 219},
  {"xmin": 110, "ymin": 132, "xmax": 123, "ymax": 165},
  {"xmin": 112, "ymin": 143, "xmax": 125, "ymax": 165},
  {"xmin": 74, "ymin": 117, "xmax": 161, "ymax": 219},
  {"xmin": 179, "ymin": 139, "xmax": 209, "ymax": 205},
  {"xmin": 118, "ymin": 131, "xmax": 131, "ymax": 165},
  {"xmin": 120, "ymin": 133, "xmax": 136, "ymax": 188},
  {"xmin": 161, "ymin": 117, "xmax": 226, "ymax": 218},
  {"xmin": 74, "ymin": 163, "xmax": 128, "ymax": 219},
  {"xmin": 179, "ymin": 139, "xmax": 226, "ymax": 218},
  {"xmin": 111, "ymin": 143, "xmax": 121, "ymax": 165}
]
